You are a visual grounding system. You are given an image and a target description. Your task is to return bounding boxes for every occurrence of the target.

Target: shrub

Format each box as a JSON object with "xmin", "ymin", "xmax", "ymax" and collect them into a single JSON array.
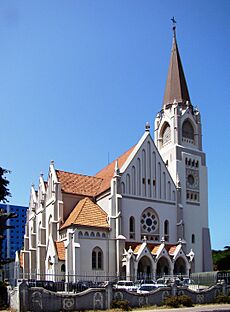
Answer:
[
  {"xmin": 164, "ymin": 295, "xmax": 193, "ymax": 308},
  {"xmin": 178, "ymin": 295, "xmax": 193, "ymax": 307},
  {"xmin": 164, "ymin": 296, "xmax": 180, "ymax": 308},
  {"xmin": 111, "ymin": 299, "xmax": 132, "ymax": 311},
  {"xmin": 215, "ymin": 294, "xmax": 230, "ymax": 304}
]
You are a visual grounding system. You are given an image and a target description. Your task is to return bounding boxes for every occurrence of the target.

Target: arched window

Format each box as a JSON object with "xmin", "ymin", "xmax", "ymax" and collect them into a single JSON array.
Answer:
[
  {"xmin": 131, "ymin": 166, "xmax": 136, "ymax": 195},
  {"xmin": 78, "ymin": 231, "xmax": 83, "ymax": 238},
  {"xmin": 126, "ymin": 174, "xmax": 130, "ymax": 194},
  {"xmin": 84, "ymin": 231, "xmax": 89, "ymax": 237},
  {"xmin": 137, "ymin": 158, "xmax": 141, "ymax": 195},
  {"xmin": 142, "ymin": 149, "xmax": 146, "ymax": 196},
  {"xmin": 92, "ymin": 247, "xmax": 103, "ymax": 270},
  {"xmin": 192, "ymin": 234, "xmax": 195, "ymax": 244},
  {"xmin": 161, "ymin": 122, "xmax": 171, "ymax": 145},
  {"xmin": 96, "ymin": 232, "xmax": 100, "ymax": 238},
  {"xmin": 129, "ymin": 216, "xmax": 135, "ymax": 239},
  {"xmin": 90, "ymin": 232, "xmax": 95, "ymax": 237},
  {"xmin": 140, "ymin": 207, "xmax": 159, "ymax": 241},
  {"xmin": 163, "ymin": 172, "xmax": 166, "ymax": 199},
  {"xmin": 182, "ymin": 120, "xmax": 194, "ymax": 140},
  {"xmin": 48, "ymin": 215, "xmax": 52, "ymax": 237},
  {"xmin": 167, "ymin": 181, "xmax": 171, "ymax": 200},
  {"xmin": 164, "ymin": 220, "xmax": 169, "ymax": 242},
  {"xmin": 121, "ymin": 182, "xmax": 125, "ymax": 193},
  {"xmin": 158, "ymin": 162, "xmax": 161, "ymax": 198},
  {"xmin": 92, "ymin": 251, "xmax": 96, "ymax": 269}
]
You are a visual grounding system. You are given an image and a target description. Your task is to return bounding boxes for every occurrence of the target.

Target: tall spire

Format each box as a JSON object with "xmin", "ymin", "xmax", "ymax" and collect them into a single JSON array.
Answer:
[{"xmin": 163, "ymin": 19, "xmax": 191, "ymax": 107}]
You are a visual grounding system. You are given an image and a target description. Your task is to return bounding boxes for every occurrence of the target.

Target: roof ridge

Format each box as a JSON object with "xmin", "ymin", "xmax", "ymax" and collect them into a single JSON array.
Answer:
[
  {"xmin": 75, "ymin": 197, "xmax": 89, "ymax": 220},
  {"xmin": 95, "ymin": 145, "xmax": 136, "ymax": 176},
  {"xmin": 56, "ymin": 169, "xmax": 104, "ymax": 181}
]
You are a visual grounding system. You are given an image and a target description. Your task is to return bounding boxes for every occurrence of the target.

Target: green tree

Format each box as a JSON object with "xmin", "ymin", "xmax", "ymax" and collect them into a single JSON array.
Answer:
[
  {"xmin": 0, "ymin": 167, "xmax": 11, "ymax": 203},
  {"xmin": 0, "ymin": 167, "xmax": 14, "ymax": 264},
  {"xmin": 212, "ymin": 246, "xmax": 230, "ymax": 271}
]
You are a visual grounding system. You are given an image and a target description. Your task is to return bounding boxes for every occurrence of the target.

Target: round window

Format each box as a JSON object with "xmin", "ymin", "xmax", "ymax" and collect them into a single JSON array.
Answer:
[
  {"xmin": 141, "ymin": 208, "xmax": 158, "ymax": 234},
  {"xmin": 188, "ymin": 174, "xmax": 195, "ymax": 185}
]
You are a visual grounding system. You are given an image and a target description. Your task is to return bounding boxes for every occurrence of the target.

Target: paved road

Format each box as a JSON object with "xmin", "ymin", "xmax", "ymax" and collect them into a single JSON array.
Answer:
[
  {"xmin": 133, "ymin": 304, "xmax": 230, "ymax": 312},
  {"xmin": 1, "ymin": 304, "xmax": 230, "ymax": 312}
]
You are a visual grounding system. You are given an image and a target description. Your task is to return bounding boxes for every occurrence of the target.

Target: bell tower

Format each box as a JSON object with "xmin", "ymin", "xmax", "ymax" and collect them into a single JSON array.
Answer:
[{"xmin": 154, "ymin": 23, "xmax": 212, "ymax": 272}]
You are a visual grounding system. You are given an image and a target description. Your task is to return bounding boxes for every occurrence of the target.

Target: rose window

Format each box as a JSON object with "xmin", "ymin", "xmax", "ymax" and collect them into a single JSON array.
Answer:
[{"xmin": 141, "ymin": 209, "xmax": 159, "ymax": 233}]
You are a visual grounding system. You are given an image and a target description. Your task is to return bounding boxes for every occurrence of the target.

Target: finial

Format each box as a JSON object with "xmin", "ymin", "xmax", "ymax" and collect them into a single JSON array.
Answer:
[
  {"xmin": 161, "ymin": 236, "xmax": 165, "ymax": 243},
  {"xmin": 114, "ymin": 159, "xmax": 120, "ymax": 176},
  {"xmin": 143, "ymin": 235, "xmax": 147, "ymax": 243},
  {"xmin": 40, "ymin": 172, "xmax": 44, "ymax": 177},
  {"xmin": 50, "ymin": 160, "xmax": 54, "ymax": 165},
  {"xmin": 171, "ymin": 16, "xmax": 176, "ymax": 37},
  {"xmin": 145, "ymin": 122, "xmax": 150, "ymax": 132}
]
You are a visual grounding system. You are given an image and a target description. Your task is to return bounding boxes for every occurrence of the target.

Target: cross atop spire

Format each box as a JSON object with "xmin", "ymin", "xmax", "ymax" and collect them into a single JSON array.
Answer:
[
  {"xmin": 162, "ymin": 21, "xmax": 191, "ymax": 108},
  {"xmin": 171, "ymin": 16, "xmax": 176, "ymax": 38}
]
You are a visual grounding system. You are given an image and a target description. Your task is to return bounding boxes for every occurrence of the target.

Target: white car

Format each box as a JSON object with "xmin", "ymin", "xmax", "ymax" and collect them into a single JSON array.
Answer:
[
  {"xmin": 137, "ymin": 284, "xmax": 158, "ymax": 294},
  {"xmin": 114, "ymin": 280, "xmax": 137, "ymax": 292}
]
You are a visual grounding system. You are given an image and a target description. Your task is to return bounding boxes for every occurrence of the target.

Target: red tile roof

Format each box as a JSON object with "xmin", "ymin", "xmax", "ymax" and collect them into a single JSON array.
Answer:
[
  {"xmin": 56, "ymin": 145, "xmax": 135, "ymax": 197},
  {"xmin": 168, "ymin": 245, "xmax": 177, "ymax": 255},
  {"xmin": 95, "ymin": 145, "xmax": 136, "ymax": 194},
  {"xmin": 56, "ymin": 170, "xmax": 103, "ymax": 197},
  {"xmin": 151, "ymin": 245, "xmax": 161, "ymax": 254},
  {"xmin": 55, "ymin": 241, "xmax": 65, "ymax": 261},
  {"xmin": 61, "ymin": 197, "xmax": 109, "ymax": 230}
]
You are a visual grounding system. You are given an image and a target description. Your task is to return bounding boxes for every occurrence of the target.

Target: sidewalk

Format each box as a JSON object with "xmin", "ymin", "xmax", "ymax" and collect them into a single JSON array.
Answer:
[{"xmin": 133, "ymin": 304, "xmax": 230, "ymax": 312}]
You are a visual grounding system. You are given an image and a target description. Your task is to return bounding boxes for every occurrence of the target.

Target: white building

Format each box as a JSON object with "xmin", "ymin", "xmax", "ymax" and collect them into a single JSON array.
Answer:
[{"xmin": 20, "ymin": 29, "xmax": 212, "ymax": 282}]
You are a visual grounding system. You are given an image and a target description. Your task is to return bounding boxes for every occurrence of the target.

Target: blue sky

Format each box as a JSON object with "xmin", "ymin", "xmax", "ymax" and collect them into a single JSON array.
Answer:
[{"xmin": 0, "ymin": 1, "xmax": 229, "ymax": 250}]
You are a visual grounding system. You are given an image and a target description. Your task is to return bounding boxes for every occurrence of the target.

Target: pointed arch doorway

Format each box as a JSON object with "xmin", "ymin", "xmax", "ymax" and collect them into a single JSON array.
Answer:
[
  {"xmin": 156, "ymin": 257, "xmax": 170, "ymax": 277},
  {"xmin": 137, "ymin": 256, "xmax": 153, "ymax": 280},
  {"xmin": 173, "ymin": 257, "xmax": 187, "ymax": 275}
]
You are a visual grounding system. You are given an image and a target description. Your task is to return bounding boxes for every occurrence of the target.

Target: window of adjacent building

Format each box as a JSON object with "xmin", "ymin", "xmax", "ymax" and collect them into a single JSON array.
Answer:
[
  {"xmin": 61, "ymin": 264, "xmax": 66, "ymax": 272},
  {"xmin": 92, "ymin": 247, "xmax": 103, "ymax": 270},
  {"xmin": 182, "ymin": 120, "xmax": 194, "ymax": 140}
]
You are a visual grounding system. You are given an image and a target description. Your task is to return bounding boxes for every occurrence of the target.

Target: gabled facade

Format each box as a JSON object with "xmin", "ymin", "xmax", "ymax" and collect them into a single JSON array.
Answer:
[{"xmin": 20, "ymin": 29, "xmax": 212, "ymax": 282}]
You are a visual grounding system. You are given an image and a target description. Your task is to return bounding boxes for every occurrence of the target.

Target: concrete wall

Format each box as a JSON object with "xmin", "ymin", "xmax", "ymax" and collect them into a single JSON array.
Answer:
[{"xmin": 17, "ymin": 281, "xmax": 230, "ymax": 312}]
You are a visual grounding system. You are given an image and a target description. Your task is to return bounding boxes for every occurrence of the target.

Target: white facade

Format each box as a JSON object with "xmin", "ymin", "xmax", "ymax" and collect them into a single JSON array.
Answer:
[{"xmin": 20, "ymin": 31, "xmax": 212, "ymax": 282}]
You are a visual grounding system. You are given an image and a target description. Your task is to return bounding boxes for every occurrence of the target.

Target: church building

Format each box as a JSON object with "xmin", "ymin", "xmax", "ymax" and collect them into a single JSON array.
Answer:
[{"xmin": 20, "ymin": 27, "xmax": 212, "ymax": 282}]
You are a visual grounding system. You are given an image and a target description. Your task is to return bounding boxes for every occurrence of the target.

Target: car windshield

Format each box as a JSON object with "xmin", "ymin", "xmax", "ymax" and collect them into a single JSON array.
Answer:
[
  {"xmin": 125, "ymin": 282, "xmax": 133, "ymax": 286},
  {"xmin": 117, "ymin": 281, "xmax": 133, "ymax": 286},
  {"xmin": 140, "ymin": 285, "xmax": 154, "ymax": 291}
]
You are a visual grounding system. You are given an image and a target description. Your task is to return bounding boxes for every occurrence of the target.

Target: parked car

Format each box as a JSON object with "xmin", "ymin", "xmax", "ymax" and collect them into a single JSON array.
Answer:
[
  {"xmin": 137, "ymin": 284, "xmax": 157, "ymax": 294},
  {"xmin": 181, "ymin": 278, "xmax": 195, "ymax": 287},
  {"xmin": 27, "ymin": 280, "xmax": 57, "ymax": 292},
  {"xmin": 156, "ymin": 277, "xmax": 183, "ymax": 286},
  {"xmin": 114, "ymin": 280, "xmax": 137, "ymax": 292}
]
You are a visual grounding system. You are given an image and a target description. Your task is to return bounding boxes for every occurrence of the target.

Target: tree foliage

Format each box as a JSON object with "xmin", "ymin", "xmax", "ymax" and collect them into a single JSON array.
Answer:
[
  {"xmin": 0, "ymin": 167, "xmax": 11, "ymax": 203},
  {"xmin": 212, "ymin": 246, "xmax": 230, "ymax": 270}
]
